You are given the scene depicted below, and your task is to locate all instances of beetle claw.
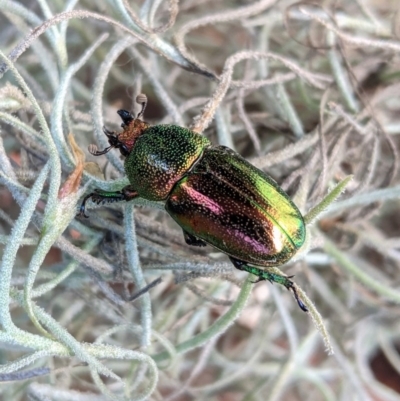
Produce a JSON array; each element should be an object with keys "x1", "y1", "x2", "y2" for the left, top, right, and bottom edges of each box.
[
  {"x1": 77, "y1": 206, "x2": 89, "y2": 218},
  {"x1": 102, "y1": 127, "x2": 115, "y2": 137},
  {"x1": 285, "y1": 281, "x2": 308, "y2": 312}
]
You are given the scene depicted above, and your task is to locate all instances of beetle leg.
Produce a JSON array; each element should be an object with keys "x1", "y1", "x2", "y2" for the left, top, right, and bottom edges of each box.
[
  {"x1": 229, "y1": 257, "x2": 308, "y2": 312},
  {"x1": 183, "y1": 231, "x2": 207, "y2": 247},
  {"x1": 78, "y1": 185, "x2": 138, "y2": 218},
  {"x1": 249, "y1": 276, "x2": 266, "y2": 284}
]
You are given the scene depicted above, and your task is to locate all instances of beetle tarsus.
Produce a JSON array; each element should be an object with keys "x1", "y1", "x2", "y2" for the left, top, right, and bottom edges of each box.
[
  {"x1": 78, "y1": 192, "x2": 97, "y2": 218},
  {"x1": 229, "y1": 257, "x2": 308, "y2": 312},
  {"x1": 77, "y1": 186, "x2": 138, "y2": 217},
  {"x1": 79, "y1": 206, "x2": 89, "y2": 218},
  {"x1": 127, "y1": 277, "x2": 162, "y2": 302},
  {"x1": 285, "y1": 281, "x2": 308, "y2": 312}
]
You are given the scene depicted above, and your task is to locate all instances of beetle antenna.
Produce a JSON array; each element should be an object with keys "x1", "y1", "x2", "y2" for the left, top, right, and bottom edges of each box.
[{"x1": 136, "y1": 93, "x2": 147, "y2": 119}]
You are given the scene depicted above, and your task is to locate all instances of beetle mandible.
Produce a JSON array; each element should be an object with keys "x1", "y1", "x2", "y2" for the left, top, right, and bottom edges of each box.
[{"x1": 79, "y1": 95, "x2": 307, "y2": 311}]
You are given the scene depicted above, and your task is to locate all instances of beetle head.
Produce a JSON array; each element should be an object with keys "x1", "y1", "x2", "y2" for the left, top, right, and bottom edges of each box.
[{"x1": 89, "y1": 94, "x2": 149, "y2": 157}]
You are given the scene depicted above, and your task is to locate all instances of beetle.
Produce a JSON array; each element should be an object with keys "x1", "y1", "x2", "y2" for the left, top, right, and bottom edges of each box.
[{"x1": 79, "y1": 95, "x2": 307, "y2": 312}]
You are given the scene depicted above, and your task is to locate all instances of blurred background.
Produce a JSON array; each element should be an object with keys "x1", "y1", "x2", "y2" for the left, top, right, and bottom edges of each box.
[{"x1": 1, "y1": 1, "x2": 400, "y2": 400}]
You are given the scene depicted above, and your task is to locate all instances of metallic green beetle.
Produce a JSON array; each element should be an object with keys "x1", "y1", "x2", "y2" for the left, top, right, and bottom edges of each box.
[{"x1": 79, "y1": 96, "x2": 307, "y2": 311}]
